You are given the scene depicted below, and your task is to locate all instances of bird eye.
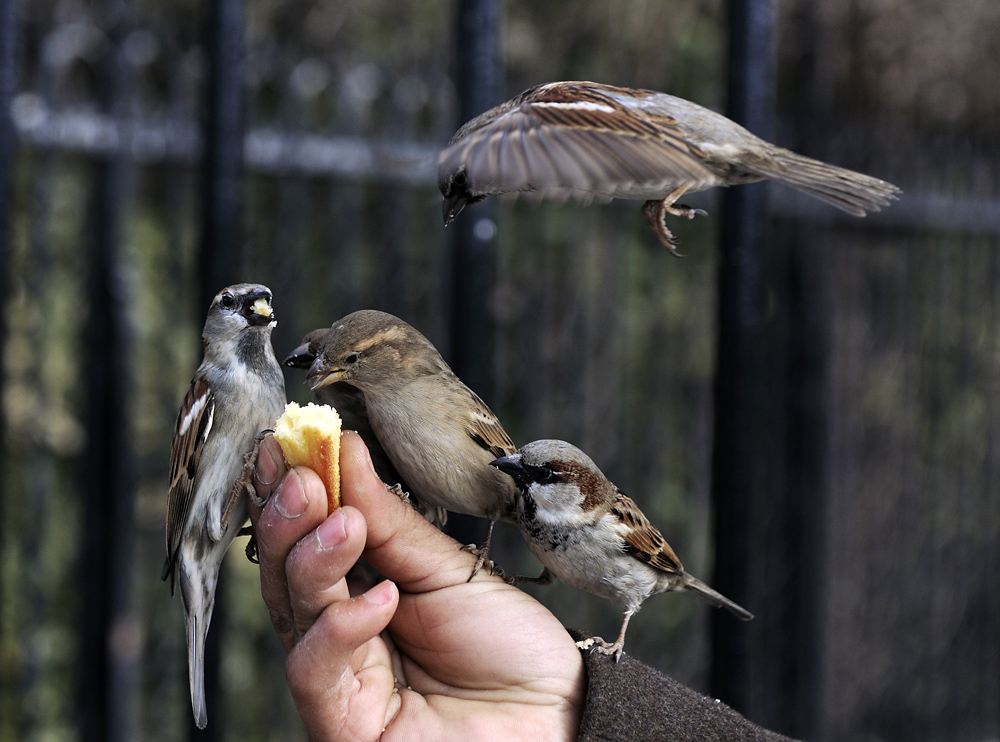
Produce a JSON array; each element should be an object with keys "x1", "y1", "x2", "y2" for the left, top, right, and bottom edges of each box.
[
  {"x1": 219, "y1": 293, "x2": 236, "y2": 309},
  {"x1": 344, "y1": 351, "x2": 361, "y2": 365},
  {"x1": 529, "y1": 464, "x2": 560, "y2": 484}
]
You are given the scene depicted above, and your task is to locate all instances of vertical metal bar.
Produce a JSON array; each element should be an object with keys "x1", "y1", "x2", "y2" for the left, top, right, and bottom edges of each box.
[
  {"x1": 199, "y1": 0, "x2": 246, "y2": 309},
  {"x1": 710, "y1": 0, "x2": 775, "y2": 717},
  {"x1": 446, "y1": 0, "x2": 500, "y2": 546},
  {"x1": 0, "y1": 0, "x2": 16, "y2": 733},
  {"x1": 79, "y1": 3, "x2": 135, "y2": 740},
  {"x1": 785, "y1": 238, "x2": 830, "y2": 739},
  {"x1": 449, "y1": 0, "x2": 499, "y2": 393},
  {"x1": 193, "y1": 0, "x2": 245, "y2": 736}
]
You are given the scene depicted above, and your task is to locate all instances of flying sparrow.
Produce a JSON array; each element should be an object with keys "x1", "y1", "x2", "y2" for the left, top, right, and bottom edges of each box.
[
  {"x1": 162, "y1": 283, "x2": 286, "y2": 728},
  {"x1": 438, "y1": 80, "x2": 901, "y2": 253},
  {"x1": 292, "y1": 309, "x2": 517, "y2": 575},
  {"x1": 492, "y1": 439, "x2": 752, "y2": 661},
  {"x1": 284, "y1": 330, "x2": 445, "y2": 527}
]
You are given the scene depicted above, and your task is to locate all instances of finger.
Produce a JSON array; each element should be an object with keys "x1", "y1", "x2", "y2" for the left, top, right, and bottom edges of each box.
[
  {"x1": 285, "y1": 580, "x2": 401, "y2": 741},
  {"x1": 253, "y1": 466, "x2": 330, "y2": 650},
  {"x1": 339, "y1": 432, "x2": 496, "y2": 592},
  {"x1": 250, "y1": 434, "x2": 286, "y2": 513},
  {"x1": 284, "y1": 505, "x2": 366, "y2": 637}
]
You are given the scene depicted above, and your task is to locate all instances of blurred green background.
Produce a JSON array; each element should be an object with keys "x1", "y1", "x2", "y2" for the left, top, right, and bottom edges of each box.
[{"x1": 1, "y1": 0, "x2": 998, "y2": 740}]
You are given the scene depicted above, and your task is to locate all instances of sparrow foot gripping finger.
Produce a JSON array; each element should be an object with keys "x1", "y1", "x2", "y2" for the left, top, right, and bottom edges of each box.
[
  {"x1": 238, "y1": 526, "x2": 259, "y2": 564},
  {"x1": 225, "y1": 430, "x2": 274, "y2": 516},
  {"x1": 462, "y1": 519, "x2": 497, "y2": 581},
  {"x1": 386, "y1": 482, "x2": 410, "y2": 503}
]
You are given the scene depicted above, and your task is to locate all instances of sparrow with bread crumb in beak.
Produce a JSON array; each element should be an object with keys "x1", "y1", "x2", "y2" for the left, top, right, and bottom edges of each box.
[
  {"x1": 162, "y1": 283, "x2": 286, "y2": 729},
  {"x1": 439, "y1": 81, "x2": 901, "y2": 253},
  {"x1": 293, "y1": 309, "x2": 517, "y2": 576},
  {"x1": 492, "y1": 439, "x2": 752, "y2": 661}
]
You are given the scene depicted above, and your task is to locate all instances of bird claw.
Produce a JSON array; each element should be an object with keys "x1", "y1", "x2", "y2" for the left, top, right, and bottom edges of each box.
[
  {"x1": 461, "y1": 519, "x2": 498, "y2": 582},
  {"x1": 387, "y1": 482, "x2": 408, "y2": 499},
  {"x1": 239, "y1": 526, "x2": 260, "y2": 563},
  {"x1": 585, "y1": 636, "x2": 625, "y2": 662},
  {"x1": 459, "y1": 543, "x2": 504, "y2": 582},
  {"x1": 642, "y1": 191, "x2": 708, "y2": 257},
  {"x1": 238, "y1": 430, "x2": 276, "y2": 511}
]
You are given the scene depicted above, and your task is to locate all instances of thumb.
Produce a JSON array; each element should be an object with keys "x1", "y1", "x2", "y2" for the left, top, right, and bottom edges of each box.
[{"x1": 338, "y1": 432, "x2": 492, "y2": 592}]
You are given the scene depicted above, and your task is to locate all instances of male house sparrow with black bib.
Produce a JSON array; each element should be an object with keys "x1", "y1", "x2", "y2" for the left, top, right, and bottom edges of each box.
[
  {"x1": 291, "y1": 310, "x2": 516, "y2": 575},
  {"x1": 439, "y1": 81, "x2": 901, "y2": 252},
  {"x1": 162, "y1": 283, "x2": 285, "y2": 728},
  {"x1": 492, "y1": 439, "x2": 752, "y2": 661}
]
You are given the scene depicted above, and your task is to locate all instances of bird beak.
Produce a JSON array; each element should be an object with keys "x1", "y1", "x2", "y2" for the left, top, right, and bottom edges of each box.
[
  {"x1": 490, "y1": 453, "x2": 525, "y2": 481},
  {"x1": 305, "y1": 355, "x2": 343, "y2": 391},
  {"x1": 243, "y1": 290, "x2": 274, "y2": 327},
  {"x1": 442, "y1": 193, "x2": 466, "y2": 225},
  {"x1": 283, "y1": 342, "x2": 315, "y2": 369}
]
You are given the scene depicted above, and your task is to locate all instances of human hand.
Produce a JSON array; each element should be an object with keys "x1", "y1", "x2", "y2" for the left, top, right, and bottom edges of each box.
[{"x1": 249, "y1": 431, "x2": 585, "y2": 741}]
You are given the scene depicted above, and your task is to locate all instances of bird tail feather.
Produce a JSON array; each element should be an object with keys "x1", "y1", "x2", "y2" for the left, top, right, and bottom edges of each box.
[
  {"x1": 179, "y1": 564, "x2": 215, "y2": 730},
  {"x1": 744, "y1": 149, "x2": 901, "y2": 216},
  {"x1": 684, "y1": 576, "x2": 754, "y2": 621}
]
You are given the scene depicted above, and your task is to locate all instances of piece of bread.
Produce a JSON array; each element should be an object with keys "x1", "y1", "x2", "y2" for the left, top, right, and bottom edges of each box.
[{"x1": 273, "y1": 402, "x2": 343, "y2": 514}]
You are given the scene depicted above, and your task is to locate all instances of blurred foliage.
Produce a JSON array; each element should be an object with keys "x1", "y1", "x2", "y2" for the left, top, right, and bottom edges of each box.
[{"x1": 2, "y1": 0, "x2": 999, "y2": 741}]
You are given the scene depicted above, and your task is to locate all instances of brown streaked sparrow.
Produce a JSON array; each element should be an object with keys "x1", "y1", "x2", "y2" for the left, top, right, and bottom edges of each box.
[
  {"x1": 284, "y1": 331, "x2": 446, "y2": 528},
  {"x1": 492, "y1": 439, "x2": 752, "y2": 661},
  {"x1": 162, "y1": 283, "x2": 286, "y2": 729},
  {"x1": 291, "y1": 309, "x2": 517, "y2": 576},
  {"x1": 438, "y1": 81, "x2": 901, "y2": 253}
]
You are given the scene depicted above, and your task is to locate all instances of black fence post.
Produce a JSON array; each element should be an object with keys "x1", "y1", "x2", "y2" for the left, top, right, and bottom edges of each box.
[
  {"x1": 446, "y1": 0, "x2": 500, "y2": 547},
  {"x1": 192, "y1": 0, "x2": 245, "y2": 737},
  {"x1": 200, "y1": 0, "x2": 246, "y2": 306},
  {"x1": 79, "y1": 3, "x2": 136, "y2": 740},
  {"x1": 712, "y1": 0, "x2": 829, "y2": 736},
  {"x1": 710, "y1": 0, "x2": 775, "y2": 718}
]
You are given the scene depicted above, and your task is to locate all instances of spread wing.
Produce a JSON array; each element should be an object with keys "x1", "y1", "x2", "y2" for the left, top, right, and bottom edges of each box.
[
  {"x1": 611, "y1": 490, "x2": 684, "y2": 575},
  {"x1": 162, "y1": 377, "x2": 215, "y2": 590},
  {"x1": 438, "y1": 81, "x2": 718, "y2": 201}
]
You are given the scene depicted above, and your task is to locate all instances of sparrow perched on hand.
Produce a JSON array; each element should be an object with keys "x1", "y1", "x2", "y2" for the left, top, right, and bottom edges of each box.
[
  {"x1": 162, "y1": 283, "x2": 286, "y2": 729},
  {"x1": 290, "y1": 310, "x2": 517, "y2": 574},
  {"x1": 492, "y1": 439, "x2": 752, "y2": 661},
  {"x1": 438, "y1": 81, "x2": 901, "y2": 253}
]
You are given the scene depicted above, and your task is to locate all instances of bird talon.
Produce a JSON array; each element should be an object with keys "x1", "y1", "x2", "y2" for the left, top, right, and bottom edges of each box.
[
  {"x1": 237, "y1": 526, "x2": 260, "y2": 563},
  {"x1": 245, "y1": 536, "x2": 259, "y2": 564},
  {"x1": 387, "y1": 482, "x2": 410, "y2": 503}
]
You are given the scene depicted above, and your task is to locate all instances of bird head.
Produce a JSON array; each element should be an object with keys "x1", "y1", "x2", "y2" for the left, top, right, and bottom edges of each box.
[{"x1": 202, "y1": 284, "x2": 275, "y2": 344}]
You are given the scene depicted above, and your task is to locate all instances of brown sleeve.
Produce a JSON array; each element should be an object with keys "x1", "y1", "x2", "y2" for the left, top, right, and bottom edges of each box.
[{"x1": 569, "y1": 629, "x2": 799, "y2": 742}]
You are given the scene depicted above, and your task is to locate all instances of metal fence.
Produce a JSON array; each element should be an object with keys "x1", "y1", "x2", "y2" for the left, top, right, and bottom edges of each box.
[{"x1": 1, "y1": 0, "x2": 998, "y2": 741}]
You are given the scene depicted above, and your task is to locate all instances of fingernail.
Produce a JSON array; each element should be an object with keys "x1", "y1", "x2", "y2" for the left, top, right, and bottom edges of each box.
[
  {"x1": 316, "y1": 509, "x2": 347, "y2": 551},
  {"x1": 363, "y1": 580, "x2": 395, "y2": 606},
  {"x1": 256, "y1": 441, "x2": 278, "y2": 486},
  {"x1": 274, "y1": 471, "x2": 307, "y2": 519}
]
